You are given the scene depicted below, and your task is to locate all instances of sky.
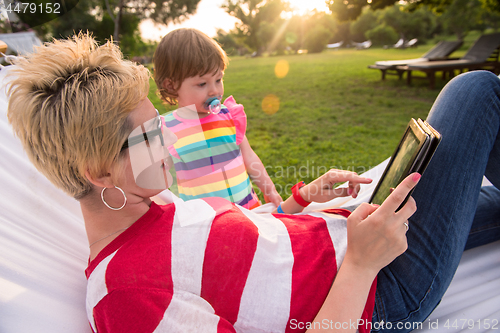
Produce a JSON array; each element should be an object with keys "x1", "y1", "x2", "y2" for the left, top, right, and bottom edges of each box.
[{"x1": 139, "y1": 0, "x2": 330, "y2": 41}]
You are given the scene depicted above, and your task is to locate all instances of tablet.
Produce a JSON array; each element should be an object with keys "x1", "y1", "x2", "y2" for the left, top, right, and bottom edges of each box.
[{"x1": 369, "y1": 118, "x2": 441, "y2": 209}]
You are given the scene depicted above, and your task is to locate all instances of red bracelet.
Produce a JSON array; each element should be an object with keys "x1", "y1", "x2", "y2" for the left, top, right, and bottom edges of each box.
[{"x1": 292, "y1": 181, "x2": 310, "y2": 207}]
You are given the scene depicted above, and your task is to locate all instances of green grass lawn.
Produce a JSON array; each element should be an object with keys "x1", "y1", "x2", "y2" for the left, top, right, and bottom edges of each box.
[{"x1": 148, "y1": 38, "x2": 478, "y2": 200}]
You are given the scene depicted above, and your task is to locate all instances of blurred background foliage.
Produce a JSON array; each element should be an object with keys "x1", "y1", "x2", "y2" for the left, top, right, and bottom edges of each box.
[
  {"x1": 2, "y1": 0, "x2": 500, "y2": 200},
  {"x1": 3, "y1": 0, "x2": 500, "y2": 59}
]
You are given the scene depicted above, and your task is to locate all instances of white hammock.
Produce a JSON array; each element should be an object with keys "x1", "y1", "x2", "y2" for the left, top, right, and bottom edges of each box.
[{"x1": 1, "y1": 66, "x2": 498, "y2": 333}]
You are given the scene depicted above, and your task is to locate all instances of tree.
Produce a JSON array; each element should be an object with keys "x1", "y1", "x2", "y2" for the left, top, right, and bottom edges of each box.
[
  {"x1": 327, "y1": 0, "x2": 500, "y2": 21},
  {"x1": 103, "y1": 0, "x2": 201, "y2": 43},
  {"x1": 305, "y1": 11, "x2": 337, "y2": 41},
  {"x1": 277, "y1": 11, "x2": 337, "y2": 53},
  {"x1": 366, "y1": 24, "x2": 398, "y2": 46},
  {"x1": 222, "y1": 0, "x2": 289, "y2": 54},
  {"x1": 327, "y1": 0, "x2": 406, "y2": 22},
  {"x1": 438, "y1": 0, "x2": 484, "y2": 40},
  {"x1": 282, "y1": 14, "x2": 305, "y2": 52},
  {"x1": 350, "y1": 7, "x2": 379, "y2": 42},
  {"x1": 257, "y1": 20, "x2": 277, "y2": 51},
  {"x1": 480, "y1": 7, "x2": 500, "y2": 31},
  {"x1": 377, "y1": 5, "x2": 436, "y2": 42},
  {"x1": 9, "y1": 0, "x2": 81, "y2": 37},
  {"x1": 481, "y1": 0, "x2": 500, "y2": 12},
  {"x1": 47, "y1": 0, "x2": 104, "y2": 39},
  {"x1": 11, "y1": 0, "x2": 159, "y2": 57},
  {"x1": 215, "y1": 28, "x2": 249, "y2": 55},
  {"x1": 405, "y1": 0, "x2": 499, "y2": 13},
  {"x1": 333, "y1": 21, "x2": 351, "y2": 45},
  {"x1": 12, "y1": 0, "x2": 201, "y2": 51},
  {"x1": 305, "y1": 25, "x2": 331, "y2": 53}
]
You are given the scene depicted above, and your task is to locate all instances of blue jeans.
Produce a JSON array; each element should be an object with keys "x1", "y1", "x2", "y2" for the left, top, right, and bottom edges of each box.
[{"x1": 371, "y1": 71, "x2": 500, "y2": 332}]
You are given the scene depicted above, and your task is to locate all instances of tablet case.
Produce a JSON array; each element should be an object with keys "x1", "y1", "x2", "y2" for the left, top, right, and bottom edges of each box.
[{"x1": 369, "y1": 118, "x2": 441, "y2": 208}]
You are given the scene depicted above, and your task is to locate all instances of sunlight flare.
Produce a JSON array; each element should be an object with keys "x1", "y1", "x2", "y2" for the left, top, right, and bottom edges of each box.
[
  {"x1": 286, "y1": 0, "x2": 329, "y2": 14},
  {"x1": 275, "y1": 60, "x2": 290, "y2": 78},
  {"x1": 262, "y1": 94, "x2": 280, "y2": 115}
]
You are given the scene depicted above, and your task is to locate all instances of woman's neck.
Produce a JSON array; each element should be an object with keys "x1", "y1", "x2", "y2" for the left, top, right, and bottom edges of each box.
[{"x1": 80, "y1": 193, "x2": 152, "y2": 261}]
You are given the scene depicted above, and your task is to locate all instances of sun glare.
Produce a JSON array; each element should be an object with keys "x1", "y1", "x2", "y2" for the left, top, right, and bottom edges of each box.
[{"x1": 287, "y1": 0, "x2": 329, "y2": 14}]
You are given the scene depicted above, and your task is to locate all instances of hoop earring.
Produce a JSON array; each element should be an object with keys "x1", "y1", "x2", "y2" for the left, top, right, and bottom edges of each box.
[{"x1": 101, "y1": 186, "x2": 127, "y2": 211}]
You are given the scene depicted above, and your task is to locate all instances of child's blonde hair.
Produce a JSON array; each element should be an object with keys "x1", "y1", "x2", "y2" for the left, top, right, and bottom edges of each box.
[
  {"x1": 7, "y1": 32, "x2": 150, "y2": 199},
  {"x1": 153, "y1": 28, "x2": 228, "y2": 105}
]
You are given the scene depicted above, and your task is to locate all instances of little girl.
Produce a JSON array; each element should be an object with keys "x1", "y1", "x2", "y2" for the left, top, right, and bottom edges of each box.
[{"x1": 153, "y1": 28, "x2": 282, "y2": 209}]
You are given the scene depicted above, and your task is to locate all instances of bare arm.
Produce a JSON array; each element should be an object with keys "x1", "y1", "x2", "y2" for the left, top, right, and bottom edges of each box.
[
  {"x1": 306, "y1": 173, "x2": 420, "y2": 332},
  {"x1": 274, "y1": 169, "x2": 373, "y2": 214},
  {"x1": 240, "y1": 136, "x2": 283, "y2": 206},
  {"x1": 308, "y1": 258, "x2": 377, "y2": 332}
]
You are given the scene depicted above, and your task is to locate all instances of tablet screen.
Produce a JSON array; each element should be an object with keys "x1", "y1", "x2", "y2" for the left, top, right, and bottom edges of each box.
[{"x1": 370, "y1": 130, "x2": 421, "y2": 205}]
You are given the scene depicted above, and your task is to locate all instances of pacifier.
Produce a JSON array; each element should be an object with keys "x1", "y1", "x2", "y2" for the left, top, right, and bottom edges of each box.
[{"x1": 203, "y1": 96, "x2": 222, "y2": 114}]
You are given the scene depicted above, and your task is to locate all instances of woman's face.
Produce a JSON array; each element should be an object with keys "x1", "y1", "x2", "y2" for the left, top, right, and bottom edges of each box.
[{"x1": 119, "y1": 98, "x2": 177, "y2": 198}]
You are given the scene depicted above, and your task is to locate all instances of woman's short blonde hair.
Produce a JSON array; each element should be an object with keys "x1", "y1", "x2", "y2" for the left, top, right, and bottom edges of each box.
[
  {"x1": 7, "y1": 32, "x2": 150, "y2": 199},
  {"x1": 153, "y1": 28, "x2": 228, "y2": 105}
]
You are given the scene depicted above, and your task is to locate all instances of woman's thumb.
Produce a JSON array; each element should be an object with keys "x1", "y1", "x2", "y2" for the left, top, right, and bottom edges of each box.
[{"x1": 347, "y1": 202, "x2": 379, "y2": 224}]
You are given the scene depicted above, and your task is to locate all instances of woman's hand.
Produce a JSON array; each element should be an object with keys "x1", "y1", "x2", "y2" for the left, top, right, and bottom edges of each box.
[
  {"x1": 344, "y1": 173, "x2": 420, "y2": 276},
  {"x1": 300, "y1": 169, "x2": 373, "y2": 203}
]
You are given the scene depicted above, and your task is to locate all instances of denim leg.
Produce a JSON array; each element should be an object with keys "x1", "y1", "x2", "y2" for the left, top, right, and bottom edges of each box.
[
  {"x1": 464, "y1": 186, "x2": 500, "y2": 250},
  {"x1": 371, "y1": 71, "x2": 500, "y2": 332}
]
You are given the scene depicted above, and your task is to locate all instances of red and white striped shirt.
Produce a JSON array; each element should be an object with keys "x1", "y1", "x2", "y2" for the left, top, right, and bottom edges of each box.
[{"x1": 85, "y1": 198, "x2": 376, "y2": 333}]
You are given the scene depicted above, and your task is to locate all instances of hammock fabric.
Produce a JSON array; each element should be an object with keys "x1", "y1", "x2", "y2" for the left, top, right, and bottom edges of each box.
[{"x1": 1, "y1": 67, "x2": 499, "y2": 333}]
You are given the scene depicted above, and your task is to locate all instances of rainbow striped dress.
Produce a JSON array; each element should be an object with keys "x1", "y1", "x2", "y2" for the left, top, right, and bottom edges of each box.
[{"x1": 164, "y1": 96, "x2": 261, "y2": 209}]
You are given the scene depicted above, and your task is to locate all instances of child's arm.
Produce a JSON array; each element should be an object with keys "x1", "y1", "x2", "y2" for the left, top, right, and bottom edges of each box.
[{"x1": 239, "y1": 136, "x2": 283, "y2": 207}]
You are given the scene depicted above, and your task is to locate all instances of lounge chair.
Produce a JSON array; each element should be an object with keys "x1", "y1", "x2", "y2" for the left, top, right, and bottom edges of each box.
[
  {"x1": 326, "y1": 41, "x2": 343, "y2": 49},
  {"x1": 352, "y1": 40, "x2": 372, "y2": 50},
  {"x1": 393, "y1": 38, "x2": 405, "y2": 49},
  {"x1": 1, "y1": 66, "x2": 499, "y2": 332},
  {"x1": 368, "y1": 40, "x2": 463, "y2": 80},
  {"x1": 399, "y1": 33, "x2": 500, "y2": 89},
  {"x1": 405, "y1": 38, "x2": 418, "y2": 48}
]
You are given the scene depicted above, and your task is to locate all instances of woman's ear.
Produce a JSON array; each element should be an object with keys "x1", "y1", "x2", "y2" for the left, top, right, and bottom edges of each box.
[{"x1": 85, "y1": 170, "x2": 114, "y2": 189}]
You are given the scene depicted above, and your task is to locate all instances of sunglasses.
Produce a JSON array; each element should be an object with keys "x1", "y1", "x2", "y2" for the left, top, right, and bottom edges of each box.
[{"x1": 121, "y1": 109, "x2": 165, "y2": 151}]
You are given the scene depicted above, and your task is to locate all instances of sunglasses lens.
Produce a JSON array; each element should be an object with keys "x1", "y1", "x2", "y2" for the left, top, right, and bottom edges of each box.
[{"x1": 127, "y1": 115, "x2": 174, "y2": 190}]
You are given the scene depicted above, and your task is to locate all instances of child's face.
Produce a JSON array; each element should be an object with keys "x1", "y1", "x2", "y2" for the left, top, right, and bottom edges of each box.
[{"x1": 176, "y1": 69, "x2": 224, "y2": 113}]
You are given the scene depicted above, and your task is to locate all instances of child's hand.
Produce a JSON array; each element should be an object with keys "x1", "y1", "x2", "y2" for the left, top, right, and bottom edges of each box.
[
  {"x1": 300, "y1": 169, "x2": 372, "y2": 203},
  {"x1": 264, "y1": 189, "x2": 283, "y2": 207}
]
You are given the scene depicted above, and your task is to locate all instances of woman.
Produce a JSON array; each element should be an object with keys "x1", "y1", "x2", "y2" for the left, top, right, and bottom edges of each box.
[{"x1": 7, "y1": 33, "x2": 500, "y2": 333}]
